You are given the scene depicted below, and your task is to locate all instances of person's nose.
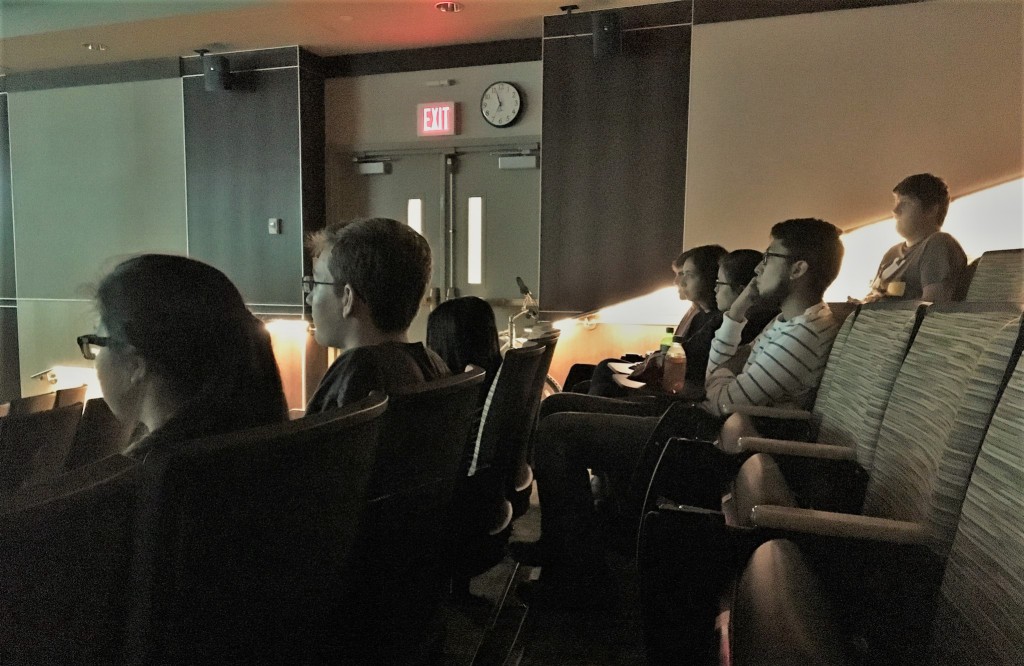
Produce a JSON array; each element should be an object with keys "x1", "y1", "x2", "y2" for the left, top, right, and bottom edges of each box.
[{"x1": 305, "y1": 291, "x2": 313, "y2": 306}]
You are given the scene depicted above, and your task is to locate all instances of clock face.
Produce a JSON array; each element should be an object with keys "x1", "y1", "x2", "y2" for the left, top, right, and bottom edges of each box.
[{"x1": 480, "y1": 82, "x2": 522, "y2": 128}]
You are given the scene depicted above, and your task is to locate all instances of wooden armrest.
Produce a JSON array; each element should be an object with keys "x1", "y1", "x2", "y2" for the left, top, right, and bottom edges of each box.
[
  {"x1": 750, "y1": 505, "x2": 929, "y2": 545},
  {"x1": 720, "y1": 404, "x2": 813, "y2": 420},
  {"x1": 737, "y1": 437, "x2": 856, "y2": 461}
]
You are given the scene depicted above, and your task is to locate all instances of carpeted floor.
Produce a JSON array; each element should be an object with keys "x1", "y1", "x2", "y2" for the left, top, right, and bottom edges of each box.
[{"x1": 440, "y1": 489, "x2": 648, "y2": 665}]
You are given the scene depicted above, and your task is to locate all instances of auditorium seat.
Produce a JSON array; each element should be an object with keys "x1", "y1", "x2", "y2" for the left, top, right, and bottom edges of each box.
[
  {"x1": 0, "y1": 454, "x2": 139, "y2": 664},
  {"x1": 54, "y1": 384, "x2": 88, "y2": 408},
  {"x1": 7, "y1": 391, "x2": 56, "y2": 416},
  {"x1": 65, "y1": 398, "x2": 136, "y2": 470},
  {"x1": 0, "y1": 402, "x2": 84, "y2": 494},
  {"x1": 123, "y1": 393, "x2": 388, "y2": 664},
  {"x1": 512, "y1": 329, "x2": 560, "y2": 518},
  {"x1": 638, "y1": 304, "x2": 1023, "y2": 663},
  {"x1": 450, "y1": 345, "x2": 545, "y2": 590},
  {"x1": 352, "y1": 367, "x2": 486, "y2": 665},
  {"x1": 963, "y1": 247, "x2": 1024, "y2": 303},
  {"x1": 728, "y1": 348, "x2": 1024, "y2": 665}
]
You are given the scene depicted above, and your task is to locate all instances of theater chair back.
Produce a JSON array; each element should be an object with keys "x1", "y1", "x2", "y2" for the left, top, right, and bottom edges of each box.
[
  {"x1": 355, "y1": 366, "x2": 486, "y2": 665},
  {"x1": 862, "y1": 306, "x2": 1023, "y2": 542},
  {"x1": 929, "y1": 351, "x2": 1024, "y2": 664},
  {"x1": 0, "y1": 402, "x2": 84, "y2": 494},
  {"x1": 811, "y1": 301, "x2": 925, "y2": 472},
  {"x1": 0, "y1": 455, "x2": 139, "y2": 664},
  {"x1": 123, "y1": 394, "x2": 388, "y2": 665},
  {"x1": 963, "y1": 248, "x2": 1024, "y2": 303}
]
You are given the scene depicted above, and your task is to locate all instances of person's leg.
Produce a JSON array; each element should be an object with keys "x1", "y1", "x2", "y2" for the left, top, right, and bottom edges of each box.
[
  {"x1": 587, "y1": 358, "x2": 630, "y2": 398},
  {"x1": 529, "y1": 412, "x2": 659, "y2": 587},
  {"x1": 539, "y1": 391, "x2": 666, "y2": 421}
]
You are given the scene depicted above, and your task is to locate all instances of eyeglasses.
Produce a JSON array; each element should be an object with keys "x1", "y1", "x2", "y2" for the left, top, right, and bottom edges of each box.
[
  {"x1": 715, "y1": 281, "x2": 741, "y2": 289},
  {"x1": 302, "y1": 275, "x2": 335, "y2": 295},
  {"x1": 761, "y1": 251, "x2": 794, "y2": 266},
  {"x1": 77, "y1": 334, "x2": 110, "y2": 360}
]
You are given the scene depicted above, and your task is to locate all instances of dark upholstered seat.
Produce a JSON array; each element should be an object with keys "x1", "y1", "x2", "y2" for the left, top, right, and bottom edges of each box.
[
  {"x1": 7, "y1": 391, "x2": 56, "y2": 416},
  {"x1": 65, "y1": 398, "x2": 136, "y2": 470},
  {"x1": 351, "y1": 367, "x2": 486, "y2": 665},
  {"x1": 123, "y1": 393, "x2": 388, "y2": 664},
  {"x1": 54, "y1": 384, "x2": 88, "y2": 408},
  {"x1": 0, "y1": 402, "x2": 84, "y2": 494},
  {"x1": 0, "y1": 454, "x2": 140, "y2": 664}
]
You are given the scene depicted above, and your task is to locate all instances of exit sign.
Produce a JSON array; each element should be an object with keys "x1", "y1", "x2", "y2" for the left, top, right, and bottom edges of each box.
[{"x1": 417, "y1": 102, "x2": 458, "y2": 137}]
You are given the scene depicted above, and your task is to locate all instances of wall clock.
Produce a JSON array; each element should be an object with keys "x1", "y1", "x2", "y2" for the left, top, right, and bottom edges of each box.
[{"x1": 480, "y1": 81, "x2": 523, "y2": 128}]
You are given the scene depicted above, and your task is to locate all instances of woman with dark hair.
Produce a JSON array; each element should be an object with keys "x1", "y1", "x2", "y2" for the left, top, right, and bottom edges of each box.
[
  {"x1": 585, "y1": 244, "x2": 727, "y2": 397},
  {"x1": 79, "y1": 254, "x2": 288, "y2": 458},
  {"x1": 716, "y1": 249, "x2": 779, "y2": 344},
  {"x1": 426, "y1": 296, "x2": 502, "y2": 402}
]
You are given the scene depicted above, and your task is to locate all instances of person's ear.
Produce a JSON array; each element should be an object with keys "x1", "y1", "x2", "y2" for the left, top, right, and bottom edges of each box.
[
  {"x1": 125, "y1": 347, "x2": 147, "y2": 386},
  {"x1": 340, "y1": 283, "x2": 356, "y2": 318},
  {"x1": 789, "y1": 259, "x2": 810, "y2": 281}
]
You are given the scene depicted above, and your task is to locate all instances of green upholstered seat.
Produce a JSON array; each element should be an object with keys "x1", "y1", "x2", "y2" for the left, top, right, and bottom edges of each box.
[{"x1": 964, "y1": 248, "x2": 1024, "y2": 303}]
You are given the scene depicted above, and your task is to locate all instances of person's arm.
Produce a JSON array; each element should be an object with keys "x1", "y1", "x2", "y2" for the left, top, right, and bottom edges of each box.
[
  {"x1": 704, "y1": 315, "x2": 833, "y2": 417},
  {"x1": 919, "y1": 234, "x2": 968, "y2": 303},
  {"x1": 921, "y1": 281, "x2": 955, "y2": 303}
]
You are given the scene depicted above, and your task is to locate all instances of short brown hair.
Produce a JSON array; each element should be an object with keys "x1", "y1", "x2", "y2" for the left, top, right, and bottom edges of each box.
[
  {"x1": 306, "y1": 218, "x2": 431, "y2": 333},
  {"x1": 893, "y1": 173, "x2": 950, "y2": 226}
]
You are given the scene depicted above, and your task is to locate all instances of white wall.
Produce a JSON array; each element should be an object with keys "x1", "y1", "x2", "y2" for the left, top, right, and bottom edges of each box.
[{"x1": 684, "y1": 0, "x2": 1024, "y2": 251}]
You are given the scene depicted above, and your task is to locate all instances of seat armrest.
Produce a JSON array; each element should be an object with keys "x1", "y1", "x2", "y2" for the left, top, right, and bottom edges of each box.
[
  {"x1": 750, "y1": 505, "x2": 929, "y2": 545},
  {"x1": 720, "y1": 404, "x2": 814, "y2": 420},
  {"x1": 738, "y1": 437, "x2": 856, "y2": 461}
]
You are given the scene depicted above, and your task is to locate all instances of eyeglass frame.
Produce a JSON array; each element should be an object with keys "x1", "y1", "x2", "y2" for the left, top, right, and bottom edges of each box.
[
  {"x1": 761, "y1": 250, "x2": 795, "y2": 266},
  {"x1": 714, "y1": 280, "x2": 742, "y2": 289},
  {"x1": 302, "y1": 275, "x2": 335, "y2": 295},
  {"x1": 77, "y1": 334, "x2": 111, "y2": 360}
]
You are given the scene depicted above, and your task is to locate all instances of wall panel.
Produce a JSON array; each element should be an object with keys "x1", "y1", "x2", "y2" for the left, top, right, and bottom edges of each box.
[
  {"x1": 184, "y1": 68, "x2": 303, "y2": 310},
  {"x1": 684, "y1": 0, "x2": 1024, "y2": 250},
  {"x1": 540, "y1": 9, "x2": 690, "y2": 314},
  {"x1": 8, "y1": 79, "x2": 188, "y2": 297},
  {"x1": 0, "y1": 94, "x2": 18, "y2": 402}
]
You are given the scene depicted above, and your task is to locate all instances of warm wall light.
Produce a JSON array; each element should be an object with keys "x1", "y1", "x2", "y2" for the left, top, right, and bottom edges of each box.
[
  {"x1": 468, "y1": 196, "x2": 483, "y2": 284},
  {"x1": 407, "y1": 199, "x2": 423, "y2": 235},
  {"x1": 826, "y1": 177, "x2": 1024, "y2": 302},
  {"x1": 435, "y1": 2, "x2": 463, "y2": 12},
  {"x1": 41, "y1": 366, "x2": 102, "y2": 400}
]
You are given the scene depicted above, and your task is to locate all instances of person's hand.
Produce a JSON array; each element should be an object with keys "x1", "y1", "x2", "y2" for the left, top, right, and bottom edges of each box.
[
  {"x1": 728, "y1": 278, "x2": 760, "y2": 322},
  {"x1": 861, "y1": 290, "x2": 884, "y2": 304}
]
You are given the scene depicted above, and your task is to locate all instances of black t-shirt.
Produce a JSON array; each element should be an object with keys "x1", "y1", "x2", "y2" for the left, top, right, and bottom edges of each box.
[{"x1": 305, "y1": 341, "x2": 451, "y2": 413}]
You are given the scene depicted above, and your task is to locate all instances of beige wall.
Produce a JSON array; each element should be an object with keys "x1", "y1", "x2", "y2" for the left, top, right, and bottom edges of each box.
[
  {"x1": 684, "y1": 0, "x2": 1024, "y2": 251},
  {"x1": 325, "y1": 61, "x2": 542, "y2": 151}
]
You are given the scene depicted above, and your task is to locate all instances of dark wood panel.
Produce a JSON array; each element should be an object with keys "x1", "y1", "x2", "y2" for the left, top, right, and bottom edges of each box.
[
  {"x1": 322, "y1": 39, "x2": 541, "y2": 78},
  {"x1": 0, "y1": 58, "x2": 180, "y2": 93},
  {"x1": 541, "y1": 25, "x2": 689, "y2": 314},
  {"x1": 184, "y1": 68, "x2": 304, "y2": 308},
  {"x1": 694, "y1": 0, "x2": 928, "y2": 24},
  {"x1": 299, "y1": 49, "x2": 326, "y2": 311},
  {"x1": 0, "y1": 307, "x2": 20, "y2": 403},
  {"x1": 544, "y1": 2, "x2": 692, "y2": 37}
]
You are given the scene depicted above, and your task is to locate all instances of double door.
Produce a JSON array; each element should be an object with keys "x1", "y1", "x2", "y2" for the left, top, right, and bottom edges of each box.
[{"x1": 338, "y1": 145, "x2": 541, "y2": 341}]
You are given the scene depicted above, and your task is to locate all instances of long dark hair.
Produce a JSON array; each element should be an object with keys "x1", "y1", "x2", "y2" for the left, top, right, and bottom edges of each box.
[
  {"x1": 427, "y1": 296, "x2": 502, "y2": 390},
  {"x1": 96, "y1": 254, "x2": 288, "y2": 447}
]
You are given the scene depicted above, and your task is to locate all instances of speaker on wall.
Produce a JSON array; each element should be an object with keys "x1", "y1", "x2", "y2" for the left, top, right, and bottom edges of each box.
[
  {"x1": 203, "y1": 54, "x2": 232, "y2": 92},
  {"x1": 592, "y1": 11, "x2": 621, "y2": 59}
]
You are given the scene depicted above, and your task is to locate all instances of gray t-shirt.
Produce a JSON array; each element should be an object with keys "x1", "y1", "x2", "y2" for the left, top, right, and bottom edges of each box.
[{"x1": 871, "y1": 231, "x2": 967, "y2": 300}]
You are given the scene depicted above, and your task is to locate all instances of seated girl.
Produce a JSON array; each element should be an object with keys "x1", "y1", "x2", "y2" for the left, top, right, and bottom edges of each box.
[
  {"x1": 80, "y1": 254, "x2": 288, "y2": 458},
  {"x1": 426, "y1": 296, "x2": 503, "y2": 405}
]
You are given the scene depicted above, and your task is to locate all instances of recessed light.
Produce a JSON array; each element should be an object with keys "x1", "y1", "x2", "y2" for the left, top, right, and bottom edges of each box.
[
  {"x1": 435, "y1": 2, "x2": 463, "y2": 12},
  {"x1": 82, "y1": 43, "x2": 108, "y2": 51}
]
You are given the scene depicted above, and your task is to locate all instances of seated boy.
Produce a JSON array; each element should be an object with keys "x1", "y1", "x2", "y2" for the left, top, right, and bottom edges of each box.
[{"x1": 304, "y1": 217, "x2": 450, "y2": 412}]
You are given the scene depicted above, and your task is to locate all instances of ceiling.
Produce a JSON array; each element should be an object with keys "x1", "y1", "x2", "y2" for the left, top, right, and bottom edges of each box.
[{"x1": 0, "y1": 0, "x2": 670, "y2": 74}]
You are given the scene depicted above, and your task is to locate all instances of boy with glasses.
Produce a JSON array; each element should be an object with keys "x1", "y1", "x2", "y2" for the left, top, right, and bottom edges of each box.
[{"x1": 302, "y1": 217, "x2": 449, "y2": 413}]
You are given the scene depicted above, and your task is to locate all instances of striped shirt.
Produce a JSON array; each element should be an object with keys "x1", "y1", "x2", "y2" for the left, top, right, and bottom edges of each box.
[{"x1": 702, "y1": 302, "x2": 838, "y2": 417}]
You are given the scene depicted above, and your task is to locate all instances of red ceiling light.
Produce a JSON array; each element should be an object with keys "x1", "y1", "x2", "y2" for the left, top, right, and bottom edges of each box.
[{"x1": 435, "y1": 2, "x2": 463, "y2": 12}]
